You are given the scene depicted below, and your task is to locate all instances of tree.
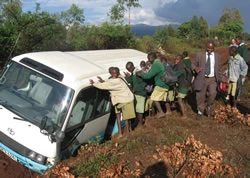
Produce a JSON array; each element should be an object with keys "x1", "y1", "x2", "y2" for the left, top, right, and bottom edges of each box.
[
  {"x1": 218, "y1": 7, "x2": 244, "y2": 39},
  {"x1": 241, "y1": 32, "x2": 250, "y2": 41},
  {"x1": 218, "y1": 7, "x2": 244, "y2": 26},
  {"x1": 153, "y1": 27, "x2": 168, "y2": 47},
  {"x1": 167, "y1": 24, "x2": 176, "y2": 37},
  {"x1": 0, "y1": 0, "x2": 22, "y2": 64},
  {"x1": 99, "y1": 22, "x2": 135, "y2": 49},
  {"x1": 177, "y1": 21, "x2": 192, "y2": 39},
  {"x1": 108, "y1": 3, "x2": 125, "y2": 24},
  {"x1": 135, "y1": 35, "x2": 155, "y2": 53},
  {"x1": 190, "y1": 15, "x2": 200, "y2": 39},
  {"x1": 17, "y1": 11, "x2": 67, "y2": 52},
  {"x1": 109, "y1": 0, "x2": 141, "y2": 25},
  {"x1": 0, "y1": 0, "x2": 68, "y2": 64},
  {"x1": 66, "y1": 24, "x2": 91, "y2": 50},
  {"x1": 60, "y1": 4, "x2": 85, "y2": 27},
  {"x1": 199, "y1": 16, "x2": 209, "y2": 38},
  {"x1": 124, "y1": 0, "x2": 141, "y2": 25},
  {"x1": 84, "y1": 25, "x2": 104, "y2": 49}
]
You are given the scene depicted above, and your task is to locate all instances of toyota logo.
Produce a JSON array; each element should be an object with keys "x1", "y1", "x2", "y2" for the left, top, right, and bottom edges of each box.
[{"x1": 7, "y1": 128, "x2": 15, "y2": 135}]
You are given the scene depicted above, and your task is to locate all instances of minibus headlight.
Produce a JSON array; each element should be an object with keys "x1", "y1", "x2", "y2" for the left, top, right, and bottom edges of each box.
[
  {"x1": 36, "y1": 154, "x2": 46, "y2": 164},
  {"x1": 28, "y1": 151, "x2": 36, "y2": 159},
  {"x1": 27, "y1": 151, "x2": 46, "y2": 164}
]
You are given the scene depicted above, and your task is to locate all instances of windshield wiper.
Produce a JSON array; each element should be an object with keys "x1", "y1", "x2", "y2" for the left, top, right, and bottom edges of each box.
[{"x1": 13, "y1": 116, "x2": 24, "y2": 121}]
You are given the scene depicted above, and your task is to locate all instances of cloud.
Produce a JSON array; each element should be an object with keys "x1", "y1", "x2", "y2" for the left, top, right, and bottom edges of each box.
[
  {"x1": 128, "y1": 8, "x2": 178, "y2": 26},
  {"x1": 22, "y1": 0, "x2": 116, "y2": 13},
  {"x1": 22, "y1": 0, "x2": 117, "y2": 24},
  {"x1": 125, "y1": 0, "x2": 180, "y2": 26},
  {"x1": 154, "y1": 0, "x2": 250, "y2": 32}
]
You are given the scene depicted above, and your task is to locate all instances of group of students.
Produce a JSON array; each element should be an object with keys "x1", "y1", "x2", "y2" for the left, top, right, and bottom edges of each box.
[
  {"x1": 90, "y1": 50, "x2": 193, "y2": 137},
  {"x1": 89, "y1": 37, "x2": 249, "y2": 137}
]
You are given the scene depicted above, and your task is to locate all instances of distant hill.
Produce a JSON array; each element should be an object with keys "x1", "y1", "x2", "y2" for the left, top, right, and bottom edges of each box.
[{"x1": 130, "y1": 24, "x2": 178, "y2": 37}]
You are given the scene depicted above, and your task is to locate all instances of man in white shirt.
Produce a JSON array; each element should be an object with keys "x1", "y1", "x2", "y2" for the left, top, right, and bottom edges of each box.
[{"x1": 192, "y1": 41, "x2": 223, "y2": 119}]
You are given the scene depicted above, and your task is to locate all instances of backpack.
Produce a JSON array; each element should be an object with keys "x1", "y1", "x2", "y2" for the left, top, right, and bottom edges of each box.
[
  {"x1": 160, "y1": 64, "x2": 178, "y2": 87},
  {"x1": 184, "y1": 63, "x2": 193, "y2": 85}
]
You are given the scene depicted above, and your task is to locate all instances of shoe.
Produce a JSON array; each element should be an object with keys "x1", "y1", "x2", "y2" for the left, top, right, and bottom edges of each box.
[
  {"x1": 225, "y1": 95, "x2": 229, "y2": 101},
  {"x1": 196, "y1": 113, "x2": 202, "y2": 120}
]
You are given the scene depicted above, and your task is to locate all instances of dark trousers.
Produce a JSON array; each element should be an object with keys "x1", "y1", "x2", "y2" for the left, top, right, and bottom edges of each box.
[
  {"x1": 236, "y1": 76, "x2": 243, "y2": 98},
  {"x1": 196, "y1": 77, "x2": 217, "y2": 114}
]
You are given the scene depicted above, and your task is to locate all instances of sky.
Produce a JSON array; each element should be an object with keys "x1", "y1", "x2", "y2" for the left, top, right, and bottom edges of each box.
[{"x1": 22, "y1": 0, "x2": 250, "y2": 33}]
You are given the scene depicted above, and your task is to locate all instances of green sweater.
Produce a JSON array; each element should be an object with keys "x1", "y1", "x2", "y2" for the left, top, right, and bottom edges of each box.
[
  {"x1": 142, "y1": 59, "x2": 169, "y2": 89},
  {"x1": 126, "y1": 70, "x2": 147, "y2": 97},
  {"x1": 238, "y1": 43, "x2": 249, "y2": 63},
  {"x1": 183, "y1": 57, "x2": 192, "y2": 68}
]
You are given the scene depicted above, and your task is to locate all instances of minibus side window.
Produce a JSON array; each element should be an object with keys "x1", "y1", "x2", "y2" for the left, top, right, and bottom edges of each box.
[
  {"x1": 67, "y1": 87, "x2": 111, "y2": 128},
  {"x1": 94, "y1": 89, "x2": 111, "y2": 118},
  {"x1": 67, "y1": 87, "x2": 94, "y2": 128}
]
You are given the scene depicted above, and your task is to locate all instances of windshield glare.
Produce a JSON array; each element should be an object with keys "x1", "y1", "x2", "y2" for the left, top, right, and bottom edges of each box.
[{"x1": 0, "y1": 62, "x2": 73, "y2": 132}]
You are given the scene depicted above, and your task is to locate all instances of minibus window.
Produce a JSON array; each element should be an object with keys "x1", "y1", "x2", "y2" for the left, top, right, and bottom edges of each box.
[
  {"x1": 94, "y1": 89, "x2": 111, "y2": 117},
  {"x1": 67, "y1": 87, "x2": 111, "y2": 128}
]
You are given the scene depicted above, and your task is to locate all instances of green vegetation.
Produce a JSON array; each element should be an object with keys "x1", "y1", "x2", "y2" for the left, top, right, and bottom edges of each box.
[{"x1": 72, "y1": 144, "x2": 120, "y2": 177}]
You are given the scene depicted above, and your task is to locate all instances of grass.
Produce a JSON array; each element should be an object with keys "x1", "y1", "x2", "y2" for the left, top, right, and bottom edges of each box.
[{"x1": 71, "y1": 142, "x2": 120, "y2": 177}]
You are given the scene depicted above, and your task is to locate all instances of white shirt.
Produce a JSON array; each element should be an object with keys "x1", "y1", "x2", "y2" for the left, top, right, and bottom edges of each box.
[{"x1": 206, "y1": 52, "x2": 215, "y2": 77}]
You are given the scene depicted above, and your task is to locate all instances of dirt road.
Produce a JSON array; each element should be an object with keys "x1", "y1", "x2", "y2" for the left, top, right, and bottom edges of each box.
[{"x1": 0, "y1": 150, "x2": 36, "y2": 178}]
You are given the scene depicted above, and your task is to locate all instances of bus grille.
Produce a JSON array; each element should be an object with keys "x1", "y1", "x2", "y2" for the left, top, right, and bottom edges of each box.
[{"x1": 0, "y1": 131, "x2": 28, "y2": 156}]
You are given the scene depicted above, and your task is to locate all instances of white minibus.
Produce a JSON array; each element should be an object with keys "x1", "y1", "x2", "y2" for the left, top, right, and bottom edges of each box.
[{"x1": 0, "y1": 49, "x2": 147, "y2": 174}]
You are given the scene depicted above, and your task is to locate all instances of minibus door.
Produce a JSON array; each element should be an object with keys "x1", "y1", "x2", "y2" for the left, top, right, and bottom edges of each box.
[{"x1": 60, "y1": 87, "x2": 111, "y2": 156}]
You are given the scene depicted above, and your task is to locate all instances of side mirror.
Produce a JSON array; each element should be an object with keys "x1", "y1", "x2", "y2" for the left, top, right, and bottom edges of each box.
[
  {"x1": 39, "y1": 116, "x2": 48, "y2": 130},
  {"x1": 55, "y1": 130, "x2": 65, "y2": 142},
  {"x1": 48, "y1": 130, "x2": 65, "y2": 143}
]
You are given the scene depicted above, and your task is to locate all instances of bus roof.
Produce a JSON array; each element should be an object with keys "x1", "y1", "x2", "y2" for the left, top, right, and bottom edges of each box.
[{"x1": 12, "y1": 49, "x2": 147, "y2": 86}]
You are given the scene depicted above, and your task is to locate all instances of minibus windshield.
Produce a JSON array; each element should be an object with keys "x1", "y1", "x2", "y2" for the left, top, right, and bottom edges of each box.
[{"x1": 0, "y1": 61, "x2": 73, "y2": 132}]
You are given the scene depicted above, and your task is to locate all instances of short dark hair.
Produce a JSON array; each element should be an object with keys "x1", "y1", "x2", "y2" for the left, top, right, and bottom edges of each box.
[
  {"x1": 236, "y1": 36, "x2": 242, "y2": 40},
  {"x1": 108, "y1": 66, "x2": 114, "y2": 73},
  {"x1": 207, "y1": 40, "x2": 215, "y2": 47},
  {"x1": 112, "y1": 67, "x2": 120, "y2": 73},
  {"x1": 182, "y1": 51, "x2": 188, "y2": 57},
  {"x1": 229, "y1": 46, "x2": 238, "y2": 56},
  {"x1": 176, "y1": 54, "x2": 183, "y2": 60},
  {"x1": 140, "y1": 60, "x2": 146, "y2": 66},
  {"x1": 147, "y1": 52, "x2": 157, "y2": 60},
  {"x1": 126, "y1": 61, "x2": 134, "y2": 69},
  {"x1": 158, "y1": 55, "x2": 167, "y2": 62}
]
